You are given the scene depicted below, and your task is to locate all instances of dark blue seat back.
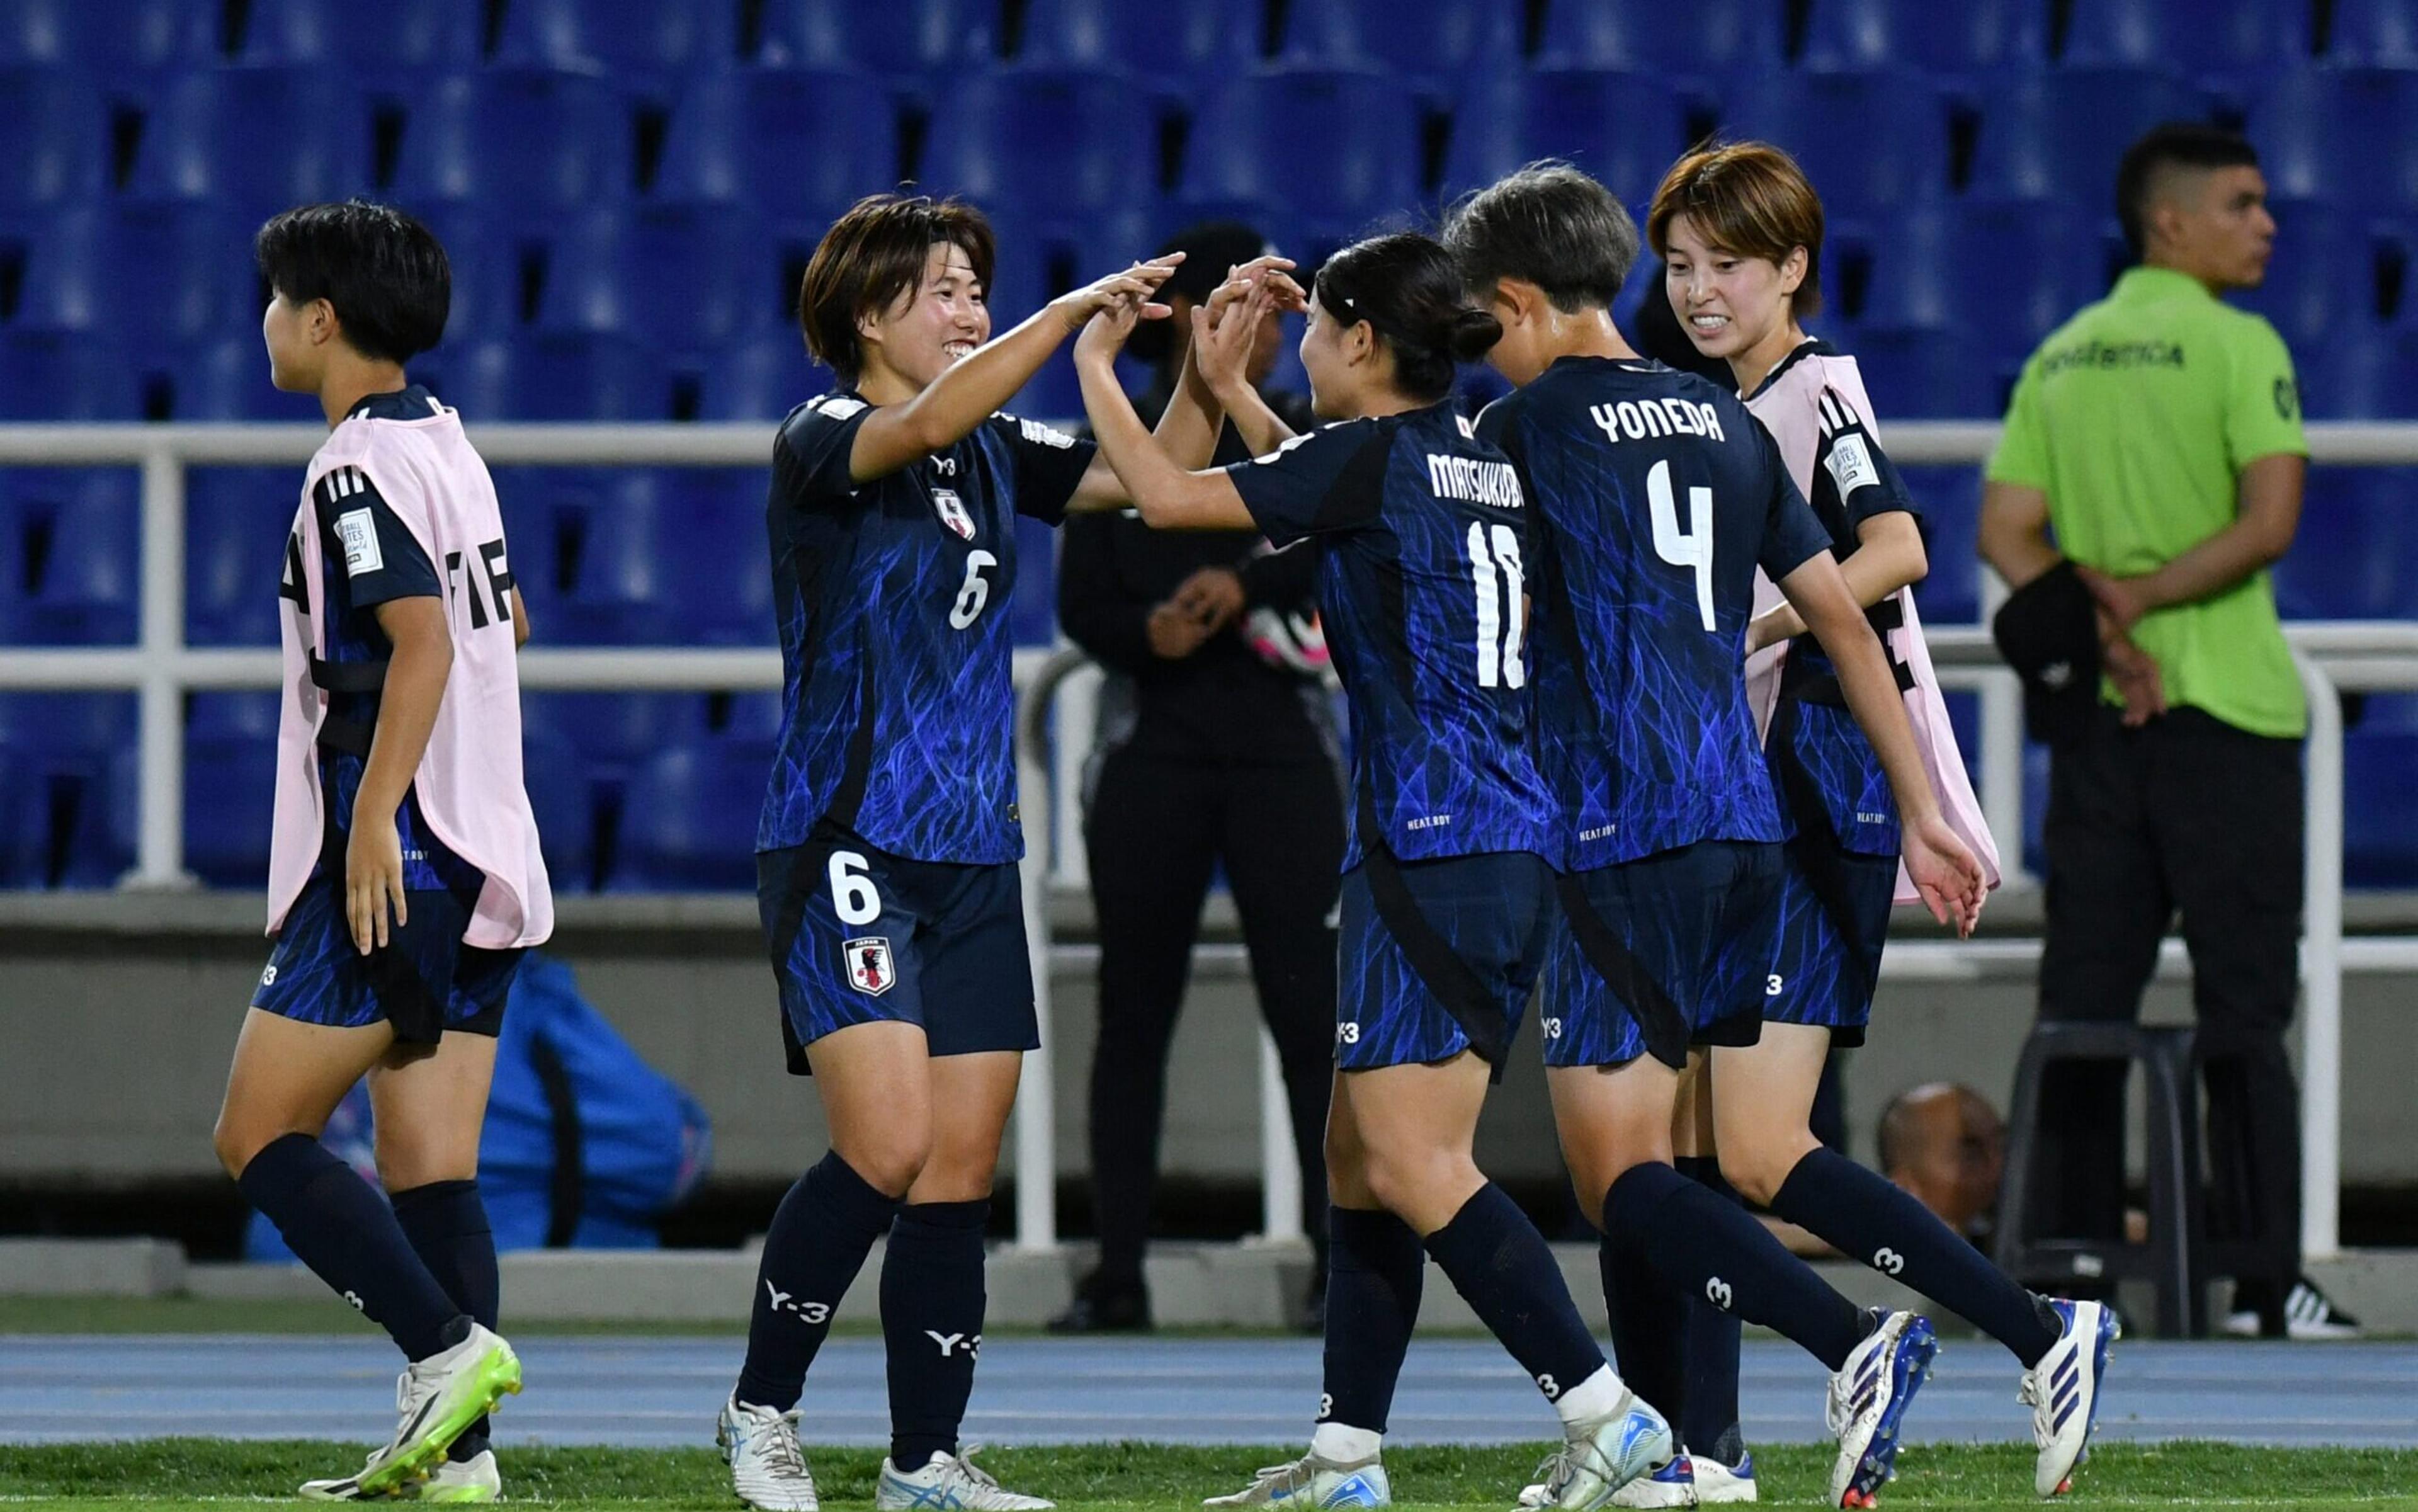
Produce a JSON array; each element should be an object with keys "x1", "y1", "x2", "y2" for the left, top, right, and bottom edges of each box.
[
  {"x1": 1968, "y1": 69, "x2": 2216, "y2": 202},
  {"x1": 1278, "y1": 0, "x2": 1521, "y2": 82},
  {"x1": 239, "y1": 0, "x2": 484, "y2": 70},
  {"x1": 756, "y1": 0, "x2": 996, "y2": 75},
  {"x1": 186, "y1": 467, "x2": 297, "y2": 644},
  {"x1": 2249, "y1": 67, "x2": 2418, "y2": 207},
  {"x1": 1442, "y1": 68, "x2": 1694, "y2": 207},
  {"x1": 1014, "y1": 0, "x2": 1263, "y2": 86},
  {"x1": 922, "y1": 68, "x2": 1161, "y2": 215},
  {"x1": 1801, "y1": 0, "x2": 2045, "y2": 73},
  {"x1": 1897, "y1": 465, "x2": 1984, "y2": 623},
  {"x1": 0, "y1": 469, "x2": 140, "y2": 645},
  {"x1": 183, "y1": 691, "x2": 278, "y2": 887},
  {"x1": 1723, "y1": 71, "x2": 1953, "y2": 212},
  {"x1": 654, "y1": 68, "x2": 899, "y2": 222},
  {"x1": 2329, "y1": 0, "x2": 2418, "y2": 66},
  {"x1": 610, "y1": 737, "x2": 775, "y2": 890},
  {"x1": 128, "y1": 65, "x2": 374, "y2": 223},
  {"x1": 2275, "y1": 468, "x2": 2418, "y2": 618},
  {"x1": 0, "y1": 693, "x2": 136, "y2": 889},
  {"x1": 2230, "y1": 198, "x2": 2383, "y2": 354},
  {"x1": 492, "y1": 0, "x2": 739, "y2": 79},
  {"x1": 0, "y1": 71, "x2": 107, "y2": 207},
  {"x1": 2060, "y1": 0, "x2": 2311, "y2": 76},
  {"x1": 445, "y1": 333, "x2": 668, "y2": 421},
  {"x1": 1535, "y1": 0, "x2": 1783, "y2": 76},
  {"x1": 1185, "y1": 68, "x2": 1423, "y2": 227},
  {"x1": 393, "y1": 69, "x2": 636, "y2": 220}
]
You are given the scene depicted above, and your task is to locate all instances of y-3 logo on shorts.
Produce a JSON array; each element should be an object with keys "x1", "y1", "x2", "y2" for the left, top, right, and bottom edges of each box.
[
  {"x1": 1541, "y1": 1016, "x2": 1564, "y2": 1040},
  {"x1": 1337, "y1": 1022, "x2": 1361, "y2": 1045},
  {"x1": 260, "y1": 964, "x2": 278, "y2": 987},
  {"x1": 1766, "y1": 974, "x2": 1785, "y2": 998},
  {"x1": 846, "y1": 936, "x2": 895, "y2": 996}
]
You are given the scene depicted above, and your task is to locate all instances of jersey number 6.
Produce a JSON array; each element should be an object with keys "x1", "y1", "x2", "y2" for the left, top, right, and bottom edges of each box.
[
  {"x1": 1647, "y1": 459, "x2": 1717, "y2": 633},
  {"x1": 828, "y1": 850, "x2": 882, "y2": 925},
  {"x1": 949, "y1": 550, "x2": 1000, "y2": 630}
]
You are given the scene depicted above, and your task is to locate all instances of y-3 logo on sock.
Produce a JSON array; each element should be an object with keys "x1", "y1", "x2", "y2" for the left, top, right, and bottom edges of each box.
[
  {"x1": 1873, "y1": 1248, "x2": 1905, "y2": 1276},
  {"x1": 1705, "y1": 1277, "x2": 1734, "y2": 1310},
  {"x1": 926, "y1": 1331, "x2": 981, "y2": 1359},
  {"x1": 763, "y1": 1281, "x2": 832, "y2": 1324},
  {"x1": 342, "y1": 1290, "x2": 363, "y2": 1312},
  {"x1": 1317, "y1": 1392, "x2": 1334, "y2": 1421},
  {"x1": 1536, "y1": 1373, "x2": 1561, "y2": 1400}
]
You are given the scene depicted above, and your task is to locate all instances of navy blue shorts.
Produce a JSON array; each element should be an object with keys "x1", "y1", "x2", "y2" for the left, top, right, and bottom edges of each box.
[
  {"x1": 1540, "y1": 839, "x2": 1781, "y2": 1071},
  {"x1": 1764, "y1": 844, "x2": 1897, "y2": 1048},
  {"x1": 758, "y1": 824, "x2": 1038, "y2": 1076},
  {"x1": 1336, "y1": 847, "x2": 1553, "y2": 1081},
  {"x1": 253, "y1": 870, "x2": 523, "y2": 1040}
]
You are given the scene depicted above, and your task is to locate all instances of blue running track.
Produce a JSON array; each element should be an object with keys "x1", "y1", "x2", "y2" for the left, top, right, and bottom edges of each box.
[{"x1": 3, "y1": 1337, "x2": 2414, "y2": 1449}]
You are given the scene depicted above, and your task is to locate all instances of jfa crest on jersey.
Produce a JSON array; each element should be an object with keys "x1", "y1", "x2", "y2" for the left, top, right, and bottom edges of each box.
[
  {"x1": 759, "y1": 393, "x2": 1097, "y2": 865},
  {"x1": 844, "y1": 936, "x2": 895, "y2": 996},
  {"x1": 1477, "y1": 357, "x2": 1833, "y2": 871}
]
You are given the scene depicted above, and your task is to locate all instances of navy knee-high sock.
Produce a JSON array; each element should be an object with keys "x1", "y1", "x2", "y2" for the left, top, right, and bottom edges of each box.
[
  {"x1": 237, "y1": 1134, "x2": 462, "y2": 1361},
  {"x1": 1604, "y1": 1162, "x2": 1869, "y2": 1372},
  {"x1": 1769, "y1": 1146, "x2": 2060, "y2": 1367},
  {"x1": 1673, "y1": 1156, "x2": 1746, "y2": 1467},
  {"x1": 881, "y1": 1198, "x2": 989, "y2": 1472},
  {"x1": 391, "y1": 1179, "x2": 500, "y2": 1460},
  {"x1": 1321, "y1": 1207, "x2": 1426, "y2": 1433},
  {"x1": 1423, "y1": 1184, "x2": 1606, "y2": 1404},
  {"x1": 736, "y1": 1151, "x2": 900, "y2": 1412},
  {"x1": 1598, "y1": 1222, "x2": 1686, "y2": 1435}
]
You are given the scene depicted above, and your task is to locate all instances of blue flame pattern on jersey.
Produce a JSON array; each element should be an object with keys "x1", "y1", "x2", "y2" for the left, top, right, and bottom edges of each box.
[
  {"x1": 1476, "y1": 357, "x2": 1833, "y2": 872},
  {"x1": 1225, "y1": 402, "x2": 1552, "y2": 870},
  {"x1": 758, "y1": 394, "x2": 1096, "y2": 864}
]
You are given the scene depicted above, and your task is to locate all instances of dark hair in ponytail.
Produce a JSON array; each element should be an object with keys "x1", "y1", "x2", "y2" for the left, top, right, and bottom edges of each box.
[{"x1": 1311, "y1": 232, "x2": 1502, "y2": 402}]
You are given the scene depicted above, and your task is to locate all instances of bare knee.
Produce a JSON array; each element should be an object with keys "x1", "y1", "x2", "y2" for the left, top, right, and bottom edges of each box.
[
  {"x1": 1358, "y1": 1146, "x2": 1479, "y2": 1231},
  {"x1": 213, "y1": 1108, "x2": 318, "y2": 1181},
  {"x1": 374, "y1": 1134, "x2": 479, "y2": 1193},
  {"x1": 1717, "y1": 1134, "x2": 1813, "y2": 1208},
  {"x1": 834, "y1": 1128, "x2": 931, "y2": 1199}
]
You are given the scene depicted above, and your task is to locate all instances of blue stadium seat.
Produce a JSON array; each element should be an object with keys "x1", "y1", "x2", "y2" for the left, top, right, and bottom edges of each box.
[
  {"x1": 654, "y1": 67, "x2": 899, "y2": 222},
  {"x1": 1839, "y1": 200, "x2": 2099, "y2": 370},
  {"x1": 239, "y1": 0, "x2": 483, "y2": 70},
  {"x1": 183, "y1": 692, "x2": 278, "y2": 888},
  {"x1": 2248, "y1": 67, "x2": 2418, "y2": 208},
  {"x1": 1014, "y1": 0, "x2": 1262, "y2": 87},
  {"x1": 1441, "y1": 68, "x2": 1694, "y2": 206},
  {"x1": 2060, "y1": 0, "x2": 2310, "y2": 76},
  {"x1": 0, "y1": 693, "x2": 137, "y2": 889},
  {"x1": 405, "y1": 205, "x2": 520, "y2": 343},
  {"x1": 2328, "y1": 0, "x2": 2418, "y2": 65},
  {"x1": 179, "y1": 336, "x2": 324, "y2": 421},
  {"x1": 0, "y1": 71, "x2": 107, "y2": 207},
  {"x1": 20, "y1": 0, "x2": 221, "y2": 70},
  {"x1": 1723, "y1": 71, "x2": 1953, "y2": 213},
  {"x1": 1184, "y1": 68, "x2": 1424, "y2": 227},
  {"x1": 2274, "y1": 468, "x2": 2418, "y2": 620},
  {"x1": 2231, "y1": 198, "x2": 2383, "y2": 353},
  {"x1": 492, "y1": 0, "x2": 739, "y2": 79},
  {"x1": 2296, "y1": 329, "x2": 2418, "y2": 418},
  {"x1": 1966, "y1": 68, "x2": 2216, "y2": 202},
  {"x1": 0, "y1": 470, "x2": 139, "y2": 645},
  {"x1": 1800, "y1": 0, "x2": 2045, "y2": 73},
  {"x1": 505, "y1": 470, "x2": 679, "y2": 645},
  {"x1": 2345, "y1": 727, "x2": 2418, "y2": 886},
  {"x1": 667, "y1": 470, "x2": 778, "y2": 647},
  {"x1": 0, "y1": 330, "x2": 139, "y2": 419},
  {"x1": 0, "y1": 0, "x2": 82, "y2": 65},
  {"x1": 1278, "y1": 0, "x2": 1521, "y2": 84},
  {"x1": 521, "y1": 716, "x2": 598, "y2": 892},
  {"x1": 1897, "y1": 465, "x2": 1985, "y2": 625},
  {"x1": 443, "y1": 333, "x2": 669, "y2": 421},
  {"x1": 698, "y1": 331, "x2": 822, "y2": 421},
  {"x1": 755, "y1": 0, "x2": 996, "y2": 76},
  {"x1": 538, "y1": 204, "x2": 781, "y2": 358},
  {"x1": 105, "y1": 201, "x2": 263, "y2": 345},
  {"x1": 186, "y1": 468, "x2": 297, "y2": 645},
  {"x1": 972, "y1": 202, "x2": 1155, "y2": 418},
  {"x1": 610, "y1": 736, "x2": 775, "y2": 890},
  {"x1": 128, "y1": 66, "x2": 374, "y2": 223},
  {"x1": 1534, "y1": 0, "x2": 1782, "y2": 77},
  {"x1": 1837, "y1": 326, "x2": 2004, "y2": 419},
  {"x1": 1010, "y1": 514, "x2": 1060, "y2": 645},
  {"x1": 392, "y1": 69, "x2": 637, "y2": 221},
  {"x1": 921, "y1": 68, "x2": 1162, "y2": 216},
  {"x1": 525, "y1": 693, "x2": 715, "y2": 782}
]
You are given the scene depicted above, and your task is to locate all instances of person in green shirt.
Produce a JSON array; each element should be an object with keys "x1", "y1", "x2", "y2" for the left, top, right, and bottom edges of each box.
[{"x1": 1979, "y1": 122, "x2": 2356, "y2": 1340}]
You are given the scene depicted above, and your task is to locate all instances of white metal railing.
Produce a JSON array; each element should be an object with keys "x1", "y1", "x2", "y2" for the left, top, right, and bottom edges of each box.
[{"x1": 1, "y1": 421, "x2": 2413, "y2": 1259}]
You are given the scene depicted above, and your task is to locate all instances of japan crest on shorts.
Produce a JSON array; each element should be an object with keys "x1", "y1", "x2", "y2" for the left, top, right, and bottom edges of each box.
[
  {"x1": 931, "y1": 488, "x2": 976, "y2": 540},
  {"x1": 844, "y1": 936, "x2": 895, "y2": 996}
]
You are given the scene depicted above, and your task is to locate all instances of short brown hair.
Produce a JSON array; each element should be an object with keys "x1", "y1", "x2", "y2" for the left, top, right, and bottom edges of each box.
[
  {"x1": 798, "y1": 193, "x2": 996, "y2": 381},
  {"x1": 1646, "y1": 142, "x2": 1825, "y2": 318}
]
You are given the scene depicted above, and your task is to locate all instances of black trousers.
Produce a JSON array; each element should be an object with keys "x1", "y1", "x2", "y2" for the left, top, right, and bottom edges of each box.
[
  {"x1": 1082, "y1": 747, "x2": 1345, "y2": 1283},
  {"x1": 2030, "y1": 705, "x2": 2305, "y2": 1312}
]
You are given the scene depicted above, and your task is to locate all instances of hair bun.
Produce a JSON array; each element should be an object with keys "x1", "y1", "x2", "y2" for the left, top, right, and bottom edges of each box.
[{"x1": 1445, "y1": 307, "x2": 1504, "y2": 361}]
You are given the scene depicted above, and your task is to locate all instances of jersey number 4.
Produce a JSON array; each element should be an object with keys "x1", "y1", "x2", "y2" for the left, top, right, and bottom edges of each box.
[
  {"x1": 1648, "y1": 460, "x2": 1717, "y2": 633},
  {"x1": 1465, "y1": 521, "x2": 1526, "y2": 690}
]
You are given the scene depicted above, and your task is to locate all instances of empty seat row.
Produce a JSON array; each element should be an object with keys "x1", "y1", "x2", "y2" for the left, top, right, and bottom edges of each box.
[{"x1": 18, "y1": 1, "x2": 2417, "y2": 84}]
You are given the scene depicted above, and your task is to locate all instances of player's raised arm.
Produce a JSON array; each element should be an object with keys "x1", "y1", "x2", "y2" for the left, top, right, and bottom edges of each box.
[
  {"x1": 1193, "y1": 272, "x2": 1305, "y2": 457},
  {"x1": 1071, "y1": 297, "x2": 1257, "y2": 530}
]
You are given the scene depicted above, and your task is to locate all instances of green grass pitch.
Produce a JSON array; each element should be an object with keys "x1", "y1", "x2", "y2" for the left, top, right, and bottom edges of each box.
[{"x1": 3, "y1": 1441, "x2": 2415, "y2": 1509}]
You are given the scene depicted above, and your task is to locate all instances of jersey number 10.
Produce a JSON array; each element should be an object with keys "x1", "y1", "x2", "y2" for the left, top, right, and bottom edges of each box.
[
  {"x1": 1465, "y1": 521, "x2": 1526, "y2": 690},
  {"x1": 1648, "y1": 460, "x2": 1717, "y2": 633}
]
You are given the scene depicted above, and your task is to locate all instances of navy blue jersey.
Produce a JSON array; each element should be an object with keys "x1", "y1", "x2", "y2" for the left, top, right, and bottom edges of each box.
[
  {"x1": 1227, "y1": 402, "x2": 1551, "y2": 869},
  {"x1": 1477, "y1": 356, "x2": 1832, "y2": 870},
  {"x1": 287, "y1": 385, "x2": 477, "y2": 892},
  {"x1": 760, "y1": 391, "x2": 1096, "y2": 863}
]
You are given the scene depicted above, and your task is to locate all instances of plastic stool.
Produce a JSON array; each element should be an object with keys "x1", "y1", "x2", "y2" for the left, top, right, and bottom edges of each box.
[{"x1": 1994, "y1": 1021, "x2": 2264, "y2": 1338}]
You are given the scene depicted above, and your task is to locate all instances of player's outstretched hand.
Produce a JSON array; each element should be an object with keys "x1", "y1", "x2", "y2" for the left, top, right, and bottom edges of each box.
[
  {"x1": 1902, "y1": 810, "x2": 1985, "y2": 938},
  {"x1": 1053, "y1": 253, "x2": 1183, "y2": 336},
  {"x1": 1193, "y1": 275, "x2": 1281, "y2": 400},
  {"x1": 345, "y1": 812, "x2": 407, "y2": 955}
]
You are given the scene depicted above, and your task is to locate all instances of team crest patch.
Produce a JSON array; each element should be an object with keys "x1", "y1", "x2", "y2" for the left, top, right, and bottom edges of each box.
[
  {"x1": 844, "y1": 936, "x2": 896, "y2": 996},
  {"x1": 931, "y1": 487, "x2": 976, "y2": 540}
]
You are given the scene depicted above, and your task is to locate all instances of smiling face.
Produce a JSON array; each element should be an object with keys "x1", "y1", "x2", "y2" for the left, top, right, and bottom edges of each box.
[
  {"x1": 1297, "y1": 293, "x2": 1356, "y2": 419},
  {"x1": 859, "y1": 240, "x2": 992, "y2": 394},
  {"x1": 1660, "y1": 211, "x2": 1804, "y2": 364}
]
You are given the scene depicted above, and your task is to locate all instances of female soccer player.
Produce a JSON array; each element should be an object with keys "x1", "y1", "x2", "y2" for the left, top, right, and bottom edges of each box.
[
  {"x1": 1074, "y1": 232, "x2": 1672, "y2": 1511},
  {"x1": 720, "y1": 191, "x2": 1290, "y2": 1512},
  {"x1": 215, "y1": 201, "x2": 545, "y2": 1503},
  {"x1": 1443, "y1": 162, "x2": 1981, "y2": 1512},
  {"x1": 1654, "y1": 142, "x2": 2116, "y2": 1501}
]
